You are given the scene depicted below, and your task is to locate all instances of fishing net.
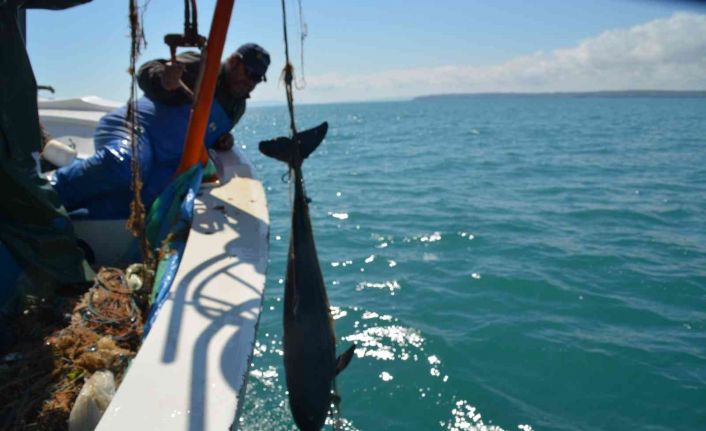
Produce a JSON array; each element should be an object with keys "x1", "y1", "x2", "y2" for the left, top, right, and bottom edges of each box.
[{"x1": 0, "y1": 267, "x2": 149, "y2": 430}]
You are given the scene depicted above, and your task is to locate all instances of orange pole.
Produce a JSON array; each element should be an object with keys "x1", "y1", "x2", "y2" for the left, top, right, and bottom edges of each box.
[{"x1": 176, "y1": 0, "x2": 236, "y2": 174}]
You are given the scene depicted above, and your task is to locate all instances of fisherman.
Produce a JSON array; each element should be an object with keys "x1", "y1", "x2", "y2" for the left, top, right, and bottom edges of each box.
[
  {"x1": 0, "y1": 0, "x2": 95, "y2": 318},
  {"x1": 51, "y1": 43, "x2": 271, "y2": 218}
]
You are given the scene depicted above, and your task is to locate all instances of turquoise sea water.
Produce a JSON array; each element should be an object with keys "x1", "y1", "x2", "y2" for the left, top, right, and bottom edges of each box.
[{"x1": 236, "y1": 96, "x2": 706, "y2": 431}]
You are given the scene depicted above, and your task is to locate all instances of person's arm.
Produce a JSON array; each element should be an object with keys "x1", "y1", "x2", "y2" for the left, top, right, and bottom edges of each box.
[
  {"x1": 21, "y1": 0, "x2": 91, "y2": 9},
  {"x1": 137, "y1": 51, "x2": 202, "y2": 105},
  {"x1": 52, "y1": 141, "x2": 154, "y2": 213}
]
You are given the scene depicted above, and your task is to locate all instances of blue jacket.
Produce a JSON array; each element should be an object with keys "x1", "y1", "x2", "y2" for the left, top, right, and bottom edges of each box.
[{"x1": 53, "y1": 96, "x2": 235, "y2": 218}]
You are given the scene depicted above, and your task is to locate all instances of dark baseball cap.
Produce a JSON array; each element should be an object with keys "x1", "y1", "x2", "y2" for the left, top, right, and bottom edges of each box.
[{"x1": 236, "y1": 43, "x2": 270, "y2": 82}]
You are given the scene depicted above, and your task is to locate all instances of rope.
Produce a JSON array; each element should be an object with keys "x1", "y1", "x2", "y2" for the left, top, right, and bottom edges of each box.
[
  {"x1": 280, "y1": 0, "x2": 298, "y2": 140},
  {"x1": 296, "y1": 0, "x2": 307, "y2": 89},
  {"x1": 280, "y1": 0, "x2": 298, "y2": 208},
  {"x1": 126, "y1": 0, "x2": 154, "y2": 284}
]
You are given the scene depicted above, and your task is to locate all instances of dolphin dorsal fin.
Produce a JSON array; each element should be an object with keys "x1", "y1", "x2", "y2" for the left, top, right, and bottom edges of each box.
[{"x1": 335, "y1": 344, "x2": 356, "y2": 376}]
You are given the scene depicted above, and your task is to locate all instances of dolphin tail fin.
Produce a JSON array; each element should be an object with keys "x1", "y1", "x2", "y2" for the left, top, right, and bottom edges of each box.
[
  {"x1": 258, "y1": 122, "x2": 329, "y2": 167},
  {"x1": 335, "y1": 344, "x2": 356, "y2": 376}
]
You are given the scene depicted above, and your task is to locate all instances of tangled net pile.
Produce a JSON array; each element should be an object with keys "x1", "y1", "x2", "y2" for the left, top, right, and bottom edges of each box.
[{"x1": 0, "y1": 267, "x2": 150, "y2": 430}]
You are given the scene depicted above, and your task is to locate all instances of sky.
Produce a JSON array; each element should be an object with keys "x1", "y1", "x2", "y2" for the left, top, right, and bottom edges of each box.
[{"x1": 26, "y1": 0, "x2": 706, "y2": 104}]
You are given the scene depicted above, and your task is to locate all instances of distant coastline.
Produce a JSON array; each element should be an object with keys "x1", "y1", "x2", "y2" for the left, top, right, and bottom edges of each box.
[{"x1": 413, "y1": 90, "x2": 706, "y2": 101}]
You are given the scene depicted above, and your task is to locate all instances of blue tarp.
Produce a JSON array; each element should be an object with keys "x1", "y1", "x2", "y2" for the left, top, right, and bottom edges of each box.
[{"x1": 143, "y1": 163, "x2": 204, "y2": 336}]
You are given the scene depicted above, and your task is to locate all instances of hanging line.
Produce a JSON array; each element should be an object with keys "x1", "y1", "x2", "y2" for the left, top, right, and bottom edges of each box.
[
  {"x1": 280, "y1": 0, "x2": 298, "y2": 140},
  {"x1": 280, "y1": 0, "x2": 298, "y2": 291},
  {"x1": 126, "y1": 0, "x2": 153, "y2": 273},
  {"x1": 295, "y1": 0, "x2": 307, "y2": 89},
  {"x1": 280, "y1": 0, "x2": 299, "y2": 214}
]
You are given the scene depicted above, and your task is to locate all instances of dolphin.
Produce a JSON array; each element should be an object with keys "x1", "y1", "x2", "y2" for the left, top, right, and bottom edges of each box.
[{"x1": 259, "y1": 122, "x2": 355, "y2": 431}]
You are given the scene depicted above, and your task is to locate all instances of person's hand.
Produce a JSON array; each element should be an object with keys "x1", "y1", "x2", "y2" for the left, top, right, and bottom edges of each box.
[
  {"x1": 161, "y1": 61, "x2": 185, "y2": 91},
  {"x1": 213, "y1": 133, "x2": 234, "y2": 152}
]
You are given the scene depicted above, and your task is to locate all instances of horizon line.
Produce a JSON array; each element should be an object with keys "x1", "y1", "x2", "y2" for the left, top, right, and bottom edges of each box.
[{"x1": 249, "y1": 89, "x2": 706, "y2": 107}]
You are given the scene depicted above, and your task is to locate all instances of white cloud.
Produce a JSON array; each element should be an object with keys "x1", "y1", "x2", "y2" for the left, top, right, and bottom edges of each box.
[{"x1": 292, "y1": 13, "x2": 706, "y2": 103}]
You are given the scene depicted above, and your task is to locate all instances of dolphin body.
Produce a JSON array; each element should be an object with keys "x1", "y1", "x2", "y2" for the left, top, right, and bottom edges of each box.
[{"x1": 259, "y1": 122, "x2": 355, "y2": 431}]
